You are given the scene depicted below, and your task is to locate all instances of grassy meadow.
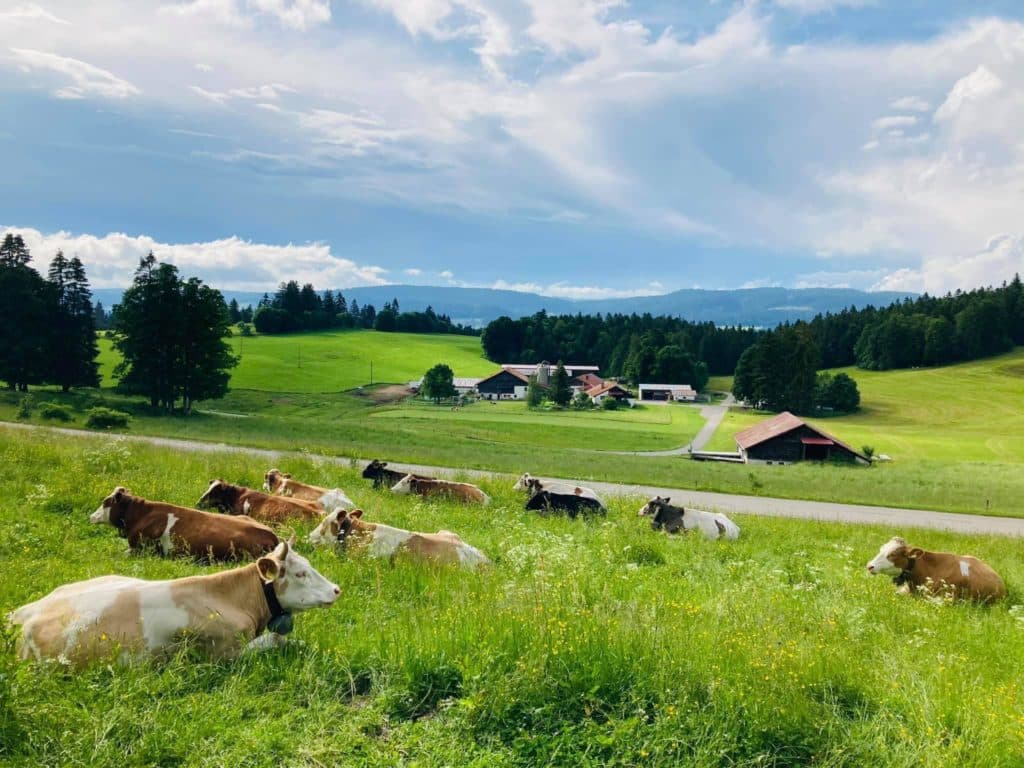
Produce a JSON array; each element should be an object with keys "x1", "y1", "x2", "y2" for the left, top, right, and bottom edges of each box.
[
  {"x1": 2, "y1": 430, "x2": 1024, "y2": 766},
  {"x1": 97, "y1": 329, "x2": 494, "y2": 392}
]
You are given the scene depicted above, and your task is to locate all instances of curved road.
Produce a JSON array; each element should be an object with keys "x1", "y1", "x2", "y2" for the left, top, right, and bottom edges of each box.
[{"x1": 3, "y1": 420, "x2": 1022, "y2": 537}]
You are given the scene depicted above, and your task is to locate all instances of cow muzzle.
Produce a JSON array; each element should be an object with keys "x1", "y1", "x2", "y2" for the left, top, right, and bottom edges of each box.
[{"x1": 89, "y1": 505, "x2": 109, "y2": 524}]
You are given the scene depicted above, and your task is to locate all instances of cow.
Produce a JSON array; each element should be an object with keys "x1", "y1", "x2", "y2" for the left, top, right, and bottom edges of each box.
[
  {"x1": 89, "y1": 486, "x2": 278, "y2": 561},
  {"x1": 391, "y1": 474, "x2": 490, "y2": 505},
  {"x1": 513, "y1": 472, "x2": 603, "y2": 501},
  {"x1": 638, "y1": 497, "x2": 740, "y2": 540},
  {"x1": 866, "y1": 536, "x2": 1007, "y2": 603},
  {"x1": 517, "y1": 476, "x2": 606, "y2": 518},
  {"x1": 262, "y1": 468, "x2": 355, "y2": 510},
  {"x1": 308, "y1": 508, "x2": 488, "y2": 569},
  {"x1": 361, "y1": 460, "x2": 432, "y2": 490},
  {"x1": 8, "y1": 538, "x2": 339, "y2": 666},
  {"x1": 197, "y1": 480, "x2": 324, "y2": 524}
]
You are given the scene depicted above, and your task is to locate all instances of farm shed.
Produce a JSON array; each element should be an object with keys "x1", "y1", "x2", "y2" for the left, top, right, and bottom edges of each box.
[
  {"x1": 735, "y1": 411, "x2": 869, "y2": 465},
  {"x1": 587, "y1": 382, "x2": 632, "y2": 403},
  {"x1": 477, "y1": 368, "x2": 535, "y2": 400},
  {"x1": 639, "y1": 383, "x2": 698, "y2": 402}
]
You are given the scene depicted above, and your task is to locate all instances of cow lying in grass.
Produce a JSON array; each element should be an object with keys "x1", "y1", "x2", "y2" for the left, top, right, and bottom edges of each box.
[
  {"x1": 263, "y1": 468, "x2": 355, "y2": 510},
  {"x1": 516, "y1": 475, "x2": 606, "y2": 518},
  {"x1": 638, "y1": 497, "x2": 740, "y2": 540},
  {"x1": 391, "y1": 474, "x2": 490, "y2": 505},
  {"x1": 362, "y1": 460, "x2": 432, "y2": 489},
  {"x1": 90, "y1": 486, "x2": 278, "y2": 561},
  {"x1": 866, "y1": 536, "x2": 1007, "y2": 603},
  {"x1": 308, "y1": 508, "x2": 489, "y2": 569},
  {"x1": 8, "y1": 538, "x2": 339, "y2": 666},
  {"x1": 197, "y1": 480, "x2": 324, "y2": 523}
]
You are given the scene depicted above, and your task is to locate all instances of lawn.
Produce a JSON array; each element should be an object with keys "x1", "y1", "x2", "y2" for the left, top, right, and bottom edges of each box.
[
  {"x1": 97, "y1": 329, "x2": 494, "y2": 392},
  {"x1": 2, "y1": 430, "x2": 1024, "y2": 766}
]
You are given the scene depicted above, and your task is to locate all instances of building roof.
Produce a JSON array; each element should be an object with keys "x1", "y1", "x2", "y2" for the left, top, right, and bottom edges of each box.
[
  {"x1": 477, "y1": 367, "x2": 535, "y2": 387},
  {"x1": 586, "y1": 382, "x2": 630, "y2": 397},
  {"x1": 576, "y1": 373, "x2": 604, "y2": 389},
  {"x1": 639, "y1": 383, "x2": 696, "y2": 392},
  {"x1": 735, "y1": 411, "x2": 868, "y2": 460},
  {"x1": 502, "y1": 363, "x2": 600, "y2": 374},
  {"x1": 453, "y1": 378, "x2": 481, "y2": 388}
]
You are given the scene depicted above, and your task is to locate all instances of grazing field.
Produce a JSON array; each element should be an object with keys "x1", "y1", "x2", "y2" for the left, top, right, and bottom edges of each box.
[
  {"x1": 2, "y1": 431, "x2": 1024, "y2": 766},
  {"x1": 97, "y1": 330, "x2": 493, "y2": 392}
]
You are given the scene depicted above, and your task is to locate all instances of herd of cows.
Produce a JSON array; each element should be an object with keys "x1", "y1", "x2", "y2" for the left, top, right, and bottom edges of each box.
[{"x1": 6, "y1": 459, "x2": 1010, "y2": 667}]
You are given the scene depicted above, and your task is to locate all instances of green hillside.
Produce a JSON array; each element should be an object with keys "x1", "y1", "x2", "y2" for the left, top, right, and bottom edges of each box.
[
  {"x1": 98, "y1": 330, "x2": 493, "y2": 392},
  {"x1": 706, "y1": 349, "x2": 1024, "y2": 463}
]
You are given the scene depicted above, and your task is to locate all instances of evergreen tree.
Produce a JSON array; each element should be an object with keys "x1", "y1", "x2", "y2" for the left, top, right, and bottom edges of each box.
[
  {"x1": 0, "y1": 233, "x2": 31, "y2": 267},
  {"x1": 0, "y1": 237, "x2": 48, "y2": 390},
  {"x1": 336, "y1": 292, "x2": 348, "y2": 316},
  {"x1": 177, "y1": 279, "x2": 237, "y2": 412},
  {"x1": 46, "y1": 251, "x2": 100, "y2": 391},
  {"x1": 322, "y1": 290, "x2": 336, "y2": 318},
  {"x1": 228, "y1": 298, "x2": 241, "y2": 323},
  {"x1": 551, "y1": 361, "x2": 572, "y2": 407}
]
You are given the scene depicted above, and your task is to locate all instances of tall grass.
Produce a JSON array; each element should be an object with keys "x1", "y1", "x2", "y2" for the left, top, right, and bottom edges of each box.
[{"x1": 2, "y1": 431, "x2": 1024, "y2": 766}]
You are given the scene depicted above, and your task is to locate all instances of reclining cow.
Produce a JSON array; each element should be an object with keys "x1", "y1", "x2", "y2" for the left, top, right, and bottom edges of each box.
[
  {"x1": 263, "y1": 468, "x2": 355, "y2": 510},
  {"x1": 391, "y1": 474, "x2": 490, "y2": 505},
  {"x1": 513, "y1": 472, "x2": 602, "y2": 501},
  {"x1": 8, "y1": 538, "x2": 339, "y2": 666},
  {"x1": 308, "y1": 508, "x2": 488, "y2": 569},
  {"x1": 197, "y1": 480, "x2": 324, "y2": 524},
  {"x1": 638, "y1": 497, "x2": 740, "y2": 540},
  {"x1": 90, "y1": 486, "x2": 278, "y2": 561},
  {"x1": 361, "y1": 460, "x2": 431, "y2": 489},
  {"x1": 866, "y1": 536, "x2": 1006, "y2": 603},
  {"x1": 518, "y1": 476, "x2": 606, "y2": 518}
]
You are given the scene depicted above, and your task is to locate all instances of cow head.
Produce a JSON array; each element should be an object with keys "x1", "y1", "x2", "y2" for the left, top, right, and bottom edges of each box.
[
  {"x1": 197, "y1": 479, "x2": 233, "y2": 511},
  {"x1": 362, "y1": 460, "x2": 387, "y2": 479},
  {"x1": 90, "y1": 486, "x2": 132, "y2": 525},
  {"x1": 513, "y1": 473, "x2": 534, "y2": 491},
  {"x1": 257, "y1": 537, "x2": 340, "y2": 612},
  {"x1": 637, "y1": 496, "x2": 670, "y2": 517},
  {"x1": 309, "y1": 508, "x2": 365, "y2": 546},
  {"x1": 866, "y1": 537, "x2": 924, "y2": 577},
  {"x1": 390, "y1": 474, "x2": 415, "y2": 495},
  {"x1": 263, "y1": 469, "x2": 290, "y2": 493}
]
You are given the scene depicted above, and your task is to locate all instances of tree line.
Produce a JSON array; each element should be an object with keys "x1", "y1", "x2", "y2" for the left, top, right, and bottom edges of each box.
[
  {"x1": 481, "y1": 311, "x2": 760, "y2": 388},
  {"x1": 0, "y1": 234, "x2": 99, "y2": 392},
  {"x1": 807, "y1": 276, "x2": 1024, "y2": 371},
  {"x1": 252, "y1": 282, "x2": 478, "y2": 336}
]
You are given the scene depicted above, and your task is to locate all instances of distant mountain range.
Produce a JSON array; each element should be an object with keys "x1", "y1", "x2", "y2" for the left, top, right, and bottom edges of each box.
[{"x1": 92, "y1": 284, "x2": 914, "y2": 329}]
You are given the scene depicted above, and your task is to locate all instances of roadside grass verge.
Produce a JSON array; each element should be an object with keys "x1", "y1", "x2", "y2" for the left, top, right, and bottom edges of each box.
[{"x1": 2, "y1": 431, "x2": 1024, "y2": 766}]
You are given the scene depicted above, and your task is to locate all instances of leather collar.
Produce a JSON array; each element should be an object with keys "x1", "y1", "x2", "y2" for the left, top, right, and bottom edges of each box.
[
  {"x1": 262, "y1": 580, "x2": 293, "y2": 635},
  {"x1": 893, "y1": 556, "x2": 917, "y2": 586}
]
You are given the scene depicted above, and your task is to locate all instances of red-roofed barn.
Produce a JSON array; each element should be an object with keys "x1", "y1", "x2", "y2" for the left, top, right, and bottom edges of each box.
[{"x1": 734, "y1": 412, "x2": 869, "y2": 465}]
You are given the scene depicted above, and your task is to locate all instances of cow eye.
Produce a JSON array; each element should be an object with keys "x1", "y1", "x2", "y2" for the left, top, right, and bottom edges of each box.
[{"x1": 295, "y1": 572, "x2": 306, "y2": 578}]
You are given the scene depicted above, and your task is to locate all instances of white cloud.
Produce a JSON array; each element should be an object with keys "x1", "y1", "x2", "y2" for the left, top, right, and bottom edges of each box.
[
  {"x1": 774, "y1": 0, "x2": 871, "y2": 14},
  {"x1": 890, "y1": 95, "x2": 930, "y2": 112},
  {"x1": 195, "y1": 62, "x2": 214, "y2": 72},
  {"x1": 872, "y1": 115, "x2": 917, "y2": 130},
  {"x1": 490, "y1": 279, "x2": 665, "y2": 299},
  {"x1": 160, "y1": 0, "x2": 330, "y2": 30},
  {"x1": 793, "y1": 269, "x2": 888, "y2": 289},
  {"x1": 740, "y1": 278, "x2": 781, "y2": 289},
  {"x1": 439, "y1": 270, "x2": 455, "y2": 280},
  {"x1": 404, "y1": 268, "x2": 423, "y2": 276},
  {"x1": 2, "y1": 226, "x2": 390, "y2": 291},
  {"x1": 9, "y1": 48, "x2": 139, "y2": 100},
  {"x1": 934, "y1": 65, "x2": 1003, "y2": 122},
  {"x1": 228, "y1": 82, "x2": 295, "y2": 99},
  {"x1": 0, "y1": 4, "x2": 70, "y2": 25}
]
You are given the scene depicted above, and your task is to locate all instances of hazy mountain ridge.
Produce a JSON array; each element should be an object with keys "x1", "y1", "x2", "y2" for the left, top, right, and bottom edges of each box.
[{"x1": 92, "y1": 285, "x2": 914, "y2": 328}]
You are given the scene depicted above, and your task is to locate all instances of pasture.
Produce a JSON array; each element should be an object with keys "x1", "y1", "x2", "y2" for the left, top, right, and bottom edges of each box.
[
  {"x1": 97, "y1": 329, "x2": 494, "y2": 393},
  {"x1": 2, "y1": 430, "x2": 1024, "y2": 766}
]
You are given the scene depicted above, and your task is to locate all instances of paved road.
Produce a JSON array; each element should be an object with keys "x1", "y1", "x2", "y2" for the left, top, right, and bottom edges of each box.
[
  {"x1": 615, "y1": 393, "x2": 735, "y2": 456},
  {"x1": 4, "y1": 420, "x2": 1022, "y2": 537}
]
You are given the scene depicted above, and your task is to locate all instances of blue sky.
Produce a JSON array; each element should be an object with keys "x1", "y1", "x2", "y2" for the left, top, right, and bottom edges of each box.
[{"x1": 2, "y1": 0, "x2": 1024, "y2": 297}]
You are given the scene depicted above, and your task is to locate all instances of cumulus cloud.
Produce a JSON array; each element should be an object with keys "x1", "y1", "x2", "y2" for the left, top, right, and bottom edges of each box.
[
  {"x1": 404, "y1": 268, "x2": 423, "y2": 276},
  {"x1": 9, "y1": 48, "x2": 139, "y2": 99},
  {"x1": 890, "y1": 95, "x2": 930, "y2": 112},
  {"x1": 0, "y1": 4, "x2": 70, "y2": 25},
  {"x1": 2, "y1": 226, "x2": 389, "y2": 291},
  {"x1": 774, "y1": 0, "x2": 871, "y2": 13}
]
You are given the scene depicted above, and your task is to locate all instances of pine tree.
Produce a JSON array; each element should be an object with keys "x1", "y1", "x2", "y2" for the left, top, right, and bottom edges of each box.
[
  {"x1": 228, "y1": 298, "x2": 241, "y2": 323},
  {"x1": 0, "y1": 237, "x2": 48, "y2": 390},
  {"x1": 0, "y1": 233, "x2": 31, "y2": 267},
  {"x1": 551, "y1": 361, "x2": 572, "y2": 407},
  {"x1": 46, "y1": 252, "x2": 100, "y2": 391}
]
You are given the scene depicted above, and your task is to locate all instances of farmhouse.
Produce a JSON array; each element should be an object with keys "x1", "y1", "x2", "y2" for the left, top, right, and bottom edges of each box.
[
  {"x1": 734, "y1": 411, "x2": 869, "y2": 465},
  {"x1": 478, "y1": 361, "x2": 602, "y2": 400},
  {"x1": 638, "y1": 383, "x2": 698, "y2": 402},
  {"x1": 587, "y1": 382, "x2": 632, "y2": 404},
  {"x1": 477, "y1": 368, "x2": 534, "y2": 400}
]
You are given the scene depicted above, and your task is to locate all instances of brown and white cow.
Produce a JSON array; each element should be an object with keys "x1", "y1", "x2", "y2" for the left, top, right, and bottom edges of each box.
[
  {"x1": 361, "y1": 460, "x2": 432, "y2": 489},
  {"x1": 866, "y1": 536, "x2": 1007, "y2": 603},
  {"x1": 90, "y1": 486, "x2": 278, "y2": 561},
  {"x1": 8, "y1": 538, "x2": 339, "y2": 666},
  {"x1": 308, "y1": 508, "x2": 489, "y2": 569},
  {"x1": 263, "y1": 469, "x2": 355, "y2": 511},
  {"x1": 197, "y1": 480, "x2": 324, "y2": 524},
  {"x1": 391, "y1": 474, "x2": 490, "y2": 505}
]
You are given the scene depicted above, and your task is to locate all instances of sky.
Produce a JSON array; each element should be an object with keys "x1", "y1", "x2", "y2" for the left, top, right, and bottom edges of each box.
[{"x1": 2, "y1": 0, "x2": 1024, "y2": 297}]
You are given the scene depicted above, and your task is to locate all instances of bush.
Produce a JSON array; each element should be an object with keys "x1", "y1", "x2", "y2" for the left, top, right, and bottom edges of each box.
[
  {"x1": 862, "y1": 445, "x2": 875, "y2": 460},
  {"x1": 38, "y1": 402, "x2": 74, "y2": 422},
  {"x1": 571, "y1": 392, "x2": 594, "y2": 410},
  {"x1": 601, "y1": 396, "x2": 620, "y2": 410},
  {"x1": 85, "y1": 407, "x2": 130, "y2": 430},
  {"x1": 15, "y1": 396, "x2": 33, "y2": 420}
]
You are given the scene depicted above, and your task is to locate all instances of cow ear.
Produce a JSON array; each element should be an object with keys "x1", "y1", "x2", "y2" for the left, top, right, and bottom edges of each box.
[
  {"x1": 908, "y1": 547, "x2": 924, "y2": 559},
  {"x1": 351, "y1": 509, "x2": 364, "y2": 519},
  {"x1": 381, "y1": 462, "x2": 388, "y2": 467},
  {"x1": 114, "y1": 488, "x2": 126, "y2": 501},
  {"x1": 283, "y1": 473, "x2": 292, "y2": 479},
  {"x1": 256, "y1": 556, "x2": 279, "y2": 583}
]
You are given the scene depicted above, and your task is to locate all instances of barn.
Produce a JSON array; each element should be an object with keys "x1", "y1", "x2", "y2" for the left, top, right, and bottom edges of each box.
[
  {"x1": 638, "y1": 383, "x2": 698, "y2": 402},
  {"x1": 735, "y1": 411, "x2": 869, "y2": 465},
  {"x1": 476, "y1": 368, "x2": 534, "y2": 400}
]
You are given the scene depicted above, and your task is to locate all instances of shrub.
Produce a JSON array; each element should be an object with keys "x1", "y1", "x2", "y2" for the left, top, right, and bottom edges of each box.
[
  {"x1": 571, "y1": 392, "x2": 593, "y2": 410},
  {"x1": 15, "y1": 396, "x2": 33, "y2": 420},
  {"x1": 601, "y1": 396, "x2": 620, "y2": 410},
  {"x1": 862, "y1": 445, "x2": 875, "y2": 460},
  {"x1": 85, "y1": 407, "x2": 131, "y2": 430},
  {"x1": 38, "y1": 402, "x2": 74, "y2": 422}
]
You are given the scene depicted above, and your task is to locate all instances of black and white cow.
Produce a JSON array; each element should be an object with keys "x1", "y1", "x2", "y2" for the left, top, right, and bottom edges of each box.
[{"x1": 638, "y1": 496, "x2": 740, "y2": 540}]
